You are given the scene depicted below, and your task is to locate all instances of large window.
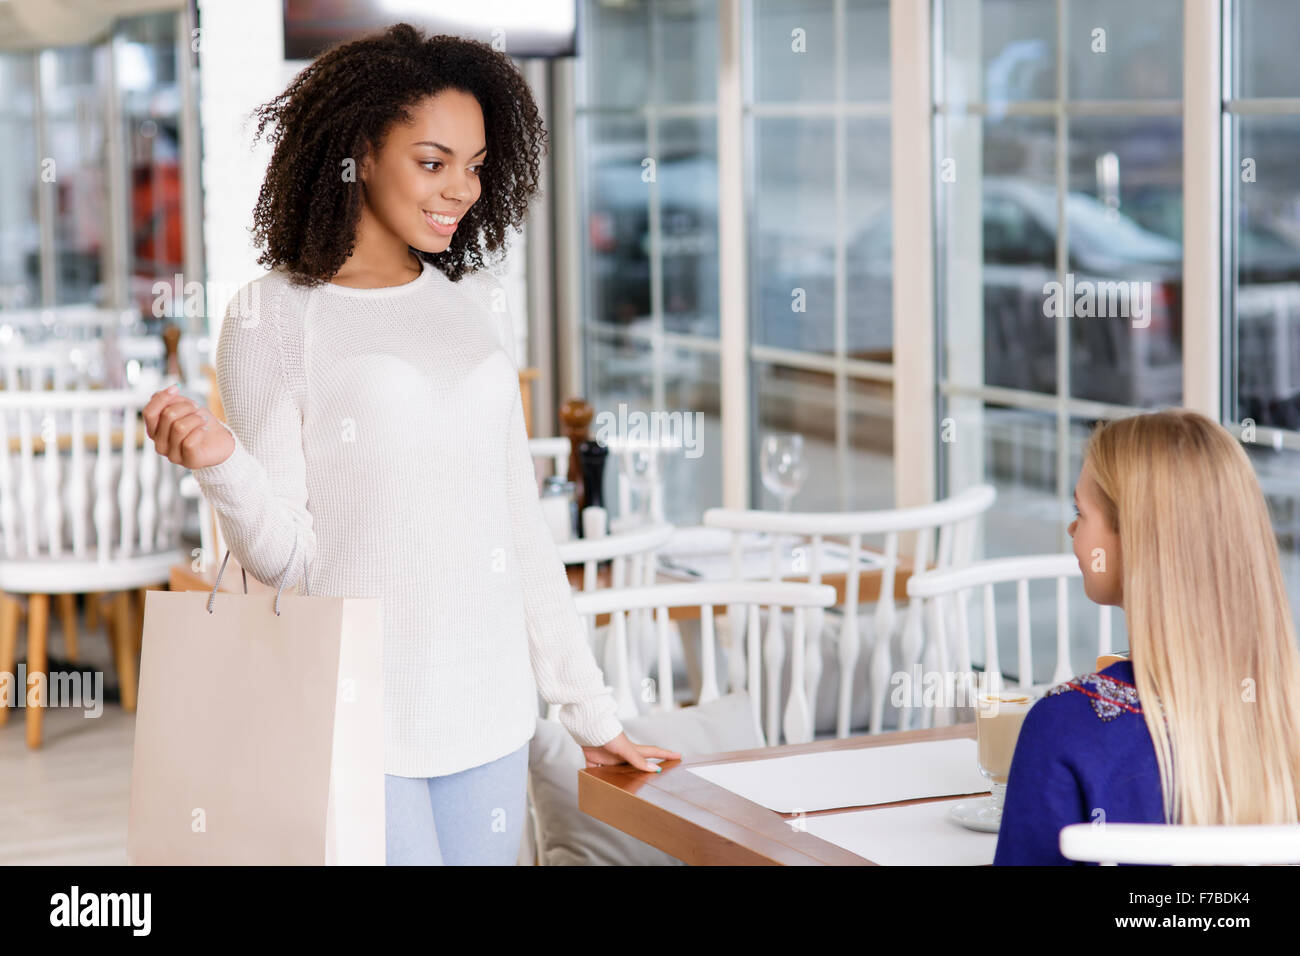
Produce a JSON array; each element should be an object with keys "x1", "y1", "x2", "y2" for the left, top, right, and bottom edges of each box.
[
  {"x1": 0, "y1": 53, "x2": 39, "y2": 309},
  {"x1": 936, "y1": 0, "x2": 1184, "y2": 555},
  {"x1": 574, "y1": 0, "x2": 722, "y2": 525},
  {"x1": 573, "y1": 0, "x2": 893, "y2": 524},
  {"x1": 746, "y1": 0, "x2": 893, "y2": 513},
  {"x1": 568, "y1": 0, "x2": 1300, "y2": 655},
  {"x1": 934, "y1": 0, "x2": 1185, "y2": 679},
  {"x1": 1225, "y1": 0, "x2": 1300, "y2": 610},
  {"x1": 0, "y1": 12, "x2": 193, "y2": 330},
  {"x1": 118, "y1": 13, "x2": 189, "y2": 320}
]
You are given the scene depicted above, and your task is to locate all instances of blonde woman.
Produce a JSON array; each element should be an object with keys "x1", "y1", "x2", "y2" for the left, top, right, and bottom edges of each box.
[{"x1": 995, "y1": 408, "x2": 1300, "y2": 865}]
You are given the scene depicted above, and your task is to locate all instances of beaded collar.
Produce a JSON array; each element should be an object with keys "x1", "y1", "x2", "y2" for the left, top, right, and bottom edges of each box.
[{"x1": 1045, "y1": 670, "x2": 1143, "y2": 721}]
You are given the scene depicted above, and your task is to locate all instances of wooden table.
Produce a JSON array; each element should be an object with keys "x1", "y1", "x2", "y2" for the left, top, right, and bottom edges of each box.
[{"x1": 578, "y1": 721, "x2": 985, "y2": 865}]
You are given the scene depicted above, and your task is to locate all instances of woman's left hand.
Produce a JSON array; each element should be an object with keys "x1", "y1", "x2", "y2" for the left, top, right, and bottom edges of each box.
[{"x1": 581, "y1": 733, "x2": 681, "y2": 772}]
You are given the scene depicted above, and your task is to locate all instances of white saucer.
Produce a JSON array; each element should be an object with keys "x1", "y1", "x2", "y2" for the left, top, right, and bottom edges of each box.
[{"x1": 948, "y1": 797, "x2": 1002, "y2": 833}]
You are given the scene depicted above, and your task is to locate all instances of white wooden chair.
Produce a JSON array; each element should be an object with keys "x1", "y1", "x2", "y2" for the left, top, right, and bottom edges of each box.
[
  {"x1": 0, "y1": 305, "x2": 131, "y2": 336},
  {"x1": 523, "y1": 579, "x2": 834, "y2": 866},
  {"x1": 528, "y1": 436, "x2": 570, "y2": 481},
  {"x1": 554, "y1": 511, "x2": 674, "y2": 721},
  {"x1": 1059, "y1": 822, "x2": 1300, "y2": 865},
  {"x1": 904, "y1": 553, "x2": 1114, "y2": 730},
  {"x1": 0, "y1": 388, "x2": 188, "y2": 747},
  {"x1": 0, "y1": 336, "x2": 186, "y2": 687},
  {"x1": 0, "y1": 336, "x2": 167, "y2": 392},
  {"x1": 572, "y1": 580, "x2": 839, "y2": 747},
  {"x1": 0, "y1": 343, "x2": 96, "y2": 392},
  {"x1": 556, "y1": 513, "x2": 672, "y2": 596},
  {"x1": 528, "y1": 436, "x2": 574, "y2": 541},
  {"x1": 702, "y1": 484, "x2": 996, "y2": 740}
]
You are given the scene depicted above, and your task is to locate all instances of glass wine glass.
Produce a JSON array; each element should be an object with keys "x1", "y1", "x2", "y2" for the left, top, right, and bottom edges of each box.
[
  {"x1": 760, "y1": 433, "x2": 807, "y2": 512},
  {"x1": 760, "y1": 433, "x2": 807, "y2": 558},
  {"x1": 618, "y1": 442, "x2": 657, "y2": 528}
]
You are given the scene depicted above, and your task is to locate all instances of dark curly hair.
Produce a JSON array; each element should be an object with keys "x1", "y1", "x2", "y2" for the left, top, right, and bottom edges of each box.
[{"x1": 247, "y1": 22, "x2": 546, "y2": 286}]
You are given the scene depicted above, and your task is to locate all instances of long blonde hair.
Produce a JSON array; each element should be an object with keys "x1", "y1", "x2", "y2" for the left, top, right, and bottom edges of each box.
[{"x1": 1085, "y1": 408, "x2": 1300, "y2": 825}]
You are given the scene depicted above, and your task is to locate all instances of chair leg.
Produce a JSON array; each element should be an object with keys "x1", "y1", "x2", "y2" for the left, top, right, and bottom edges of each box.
[
  {"x1": 56, "y1": 593, "x2": 78, "y2": 662},
  {"x1": 26, "y1": 593, "x2": 48, "y2": 749},
  {"x1": 111, "y1": 591, "x2": 138, "y2": 713},
  {"x1": 0, "y1": 593, "x2": 18, "y2": 727},
  {"x1": 104, "y1": 598, "x2": 116, "y2": 654},
  {"x1": 132, "y1": 588, "x2": 147, "y2": 654},
  {"x1": 85, "y1": 591, "x2": 100, "y2": 631}
]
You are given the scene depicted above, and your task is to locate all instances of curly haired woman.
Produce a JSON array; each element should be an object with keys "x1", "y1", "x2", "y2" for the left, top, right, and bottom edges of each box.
[{"x1": 143, "y1": 23, "x2": 678, "y2": 865}]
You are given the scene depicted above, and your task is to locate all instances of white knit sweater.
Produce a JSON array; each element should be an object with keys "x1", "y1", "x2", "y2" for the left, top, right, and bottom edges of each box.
[{"x1": 191, "y1": 256, "x2": 623, "y2": 777}]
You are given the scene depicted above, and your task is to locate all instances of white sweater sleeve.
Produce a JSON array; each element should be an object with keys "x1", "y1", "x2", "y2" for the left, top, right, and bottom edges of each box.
[
  {"x1": 189, "y1": 282, "x2": 315, "y2": 592},
  {"x1": 479, "y1": 272, "x2": 623, "y2": 748},
  {"x1": 503, "y1": 390, "x2": 623, "y2": 748}
]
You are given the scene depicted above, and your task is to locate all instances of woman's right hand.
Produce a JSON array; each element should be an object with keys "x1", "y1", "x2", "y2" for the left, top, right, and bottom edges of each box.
[{"x1": 143, "y1": 384, "x2": 235, "y2": 470}]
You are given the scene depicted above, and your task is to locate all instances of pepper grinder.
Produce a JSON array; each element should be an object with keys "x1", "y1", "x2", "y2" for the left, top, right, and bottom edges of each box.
[
  {"x1": 163, "y1": 323, "x2": 184, "y2": 382},
  {"x1": 559, "y1": 398, "x2": 594, "y2": 506},
  {"x1": 577, "y1": 440, "x2": 609, "y2": 536}
]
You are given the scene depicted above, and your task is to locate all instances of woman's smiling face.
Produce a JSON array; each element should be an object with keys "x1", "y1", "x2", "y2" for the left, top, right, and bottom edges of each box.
[
  {"x1": 360, "y1": 88, "x2": 486, "y2": 255},
  {"x1": 1069, "y1": 461, "x2": 1124, "y2": 606}
]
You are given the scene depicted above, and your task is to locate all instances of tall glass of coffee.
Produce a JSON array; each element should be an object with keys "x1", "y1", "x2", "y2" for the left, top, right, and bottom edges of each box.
[{"x1": 949, "y1": 691, "x2": 1037, "y2": 832}]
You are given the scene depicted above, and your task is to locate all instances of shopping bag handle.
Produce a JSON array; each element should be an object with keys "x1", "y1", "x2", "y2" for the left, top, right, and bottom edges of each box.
[{"x1": 206, "y1": 530, "x2": 312, "y2": 616}]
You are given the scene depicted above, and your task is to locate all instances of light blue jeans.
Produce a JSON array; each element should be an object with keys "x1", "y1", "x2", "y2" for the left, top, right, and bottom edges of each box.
[{"x1": 384, "y1": 741, "x2": 530, "y2": 865}]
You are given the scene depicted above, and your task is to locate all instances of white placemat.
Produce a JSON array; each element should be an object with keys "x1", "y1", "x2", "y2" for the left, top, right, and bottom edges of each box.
[
  {"x1": 684, "y1": 738, "x2": 989, "y2": 813},
  {"x1": 659, "y1": 526, "x2": 770, "y2": 557},
  {"x1": 658, "y1": 527, "x2": 887, "y2": 582},
  {"x1": 797, "y1": 798, "x2": 998, "y2": 865}
]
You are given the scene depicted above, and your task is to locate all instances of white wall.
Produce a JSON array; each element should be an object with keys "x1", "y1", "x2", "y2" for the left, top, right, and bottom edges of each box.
[{"x1": 194, "y1": 0, "x2": 528, "y2": 357}]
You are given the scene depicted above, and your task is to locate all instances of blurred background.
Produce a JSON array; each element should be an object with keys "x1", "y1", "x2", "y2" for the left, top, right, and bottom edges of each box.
[
  {"x1": 2, "y1": 0, "x2": 1299, "y2": 631},
  {"x1": 4, "y1": 1, "x2": 1298, "y2": 545}
]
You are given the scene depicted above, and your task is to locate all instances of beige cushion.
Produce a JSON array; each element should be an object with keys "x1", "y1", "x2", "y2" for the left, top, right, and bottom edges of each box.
[{"x1": 527, "y1": 691, "x2": 762, "y2": 865}]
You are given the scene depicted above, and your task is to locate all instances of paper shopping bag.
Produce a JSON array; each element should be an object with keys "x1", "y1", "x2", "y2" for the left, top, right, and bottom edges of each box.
[{"x1": 127, "y1": 588, "x2": 384, "y2": 865}]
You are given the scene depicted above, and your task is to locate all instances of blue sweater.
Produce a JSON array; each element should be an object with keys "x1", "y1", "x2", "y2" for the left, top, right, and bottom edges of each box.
[{"x1": 992, "y1": 660, "x2": 1167, "y2": 865}]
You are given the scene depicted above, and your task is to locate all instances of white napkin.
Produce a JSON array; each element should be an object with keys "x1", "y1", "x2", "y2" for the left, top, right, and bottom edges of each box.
[{"x1": 797, "y1": 798, "x2": 998, "y2": 865}]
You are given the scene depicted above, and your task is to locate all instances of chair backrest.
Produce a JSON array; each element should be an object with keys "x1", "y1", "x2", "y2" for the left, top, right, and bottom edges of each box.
[
  {"x1": 528, "y1": 436, "x2": 570, "y2": 481},
  {"x1": 0, "y1": 336, "x2": 168, "y2": 391},
  {"x1": 545, "y1": 512, "x2": 674, "y2": 725},
  {"x1": 0, "y1": 305, "x2": 126, "y2": 339},
  {"x1": 0, "y1": 388, "x2": 185, "y2": 570},
  {"x1": 555, "y1": 517, "x2": 675, "y2": 594},
  {"x1": 904, "y1": 553, "x2": 1114, "y2": 729},
  {"x1": 0, "y1": 342, "x2": 97, "y2": 391},
  {"x1": 702, "y1": 484, "x2": 996, "y2": 738},
  {"x1": 572, "y1": 580, "x2": 838, "y2": 746},
  {"x1": 1059, "y1": 822, "x2": 1300, "y2": 865}
]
